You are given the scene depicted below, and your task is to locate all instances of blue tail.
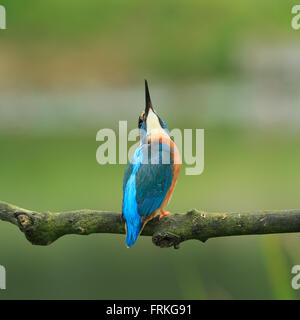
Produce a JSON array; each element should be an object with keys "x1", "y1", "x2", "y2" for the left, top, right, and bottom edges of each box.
[{"x1": 126, "y1": 220, "x2": 143, "y2": 248}]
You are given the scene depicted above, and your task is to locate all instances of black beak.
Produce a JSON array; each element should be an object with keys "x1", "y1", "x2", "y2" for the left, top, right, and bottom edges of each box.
[{"x1": 145, "y1": 79, "x2": 153, "y2": 115}]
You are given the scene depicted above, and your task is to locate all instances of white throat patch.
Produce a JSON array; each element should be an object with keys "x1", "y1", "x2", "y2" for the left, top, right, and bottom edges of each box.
[{"x1": 146, "y1": 109, "x2": 161, "y2": 133}]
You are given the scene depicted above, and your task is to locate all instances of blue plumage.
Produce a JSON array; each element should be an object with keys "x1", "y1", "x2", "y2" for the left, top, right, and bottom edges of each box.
[
  {"x1": 122, "y1": 147, "x2": 144, "y2": 247},
  {"x1": 122, "y1": 142, "x2": 173, "y2": 247}
]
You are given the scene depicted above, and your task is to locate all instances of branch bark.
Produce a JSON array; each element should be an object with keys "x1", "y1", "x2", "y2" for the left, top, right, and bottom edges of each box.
[{"x1": 0, "y1": 200, "x2": 300, "y2": 248}]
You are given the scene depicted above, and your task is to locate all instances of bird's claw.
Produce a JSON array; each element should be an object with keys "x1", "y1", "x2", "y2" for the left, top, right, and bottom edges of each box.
[{"x1": 159, "y1": 210, "x2": 171, "y2": 221}]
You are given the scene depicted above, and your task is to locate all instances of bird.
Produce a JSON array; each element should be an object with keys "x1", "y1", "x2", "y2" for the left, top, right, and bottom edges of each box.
[{"x1": 122, "y1": 80, "x2": 181, "y2": 247}]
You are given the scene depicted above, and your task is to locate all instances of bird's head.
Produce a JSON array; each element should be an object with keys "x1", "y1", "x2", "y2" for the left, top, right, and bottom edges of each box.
[{"x1": 138, "y1": 80, "x2": 169, "y2": 143}]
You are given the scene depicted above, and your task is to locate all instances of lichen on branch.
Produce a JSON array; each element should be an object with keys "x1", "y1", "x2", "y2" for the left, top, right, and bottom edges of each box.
[{"x1": 0, "y1": 200, "x2": 300, "y2": 249}]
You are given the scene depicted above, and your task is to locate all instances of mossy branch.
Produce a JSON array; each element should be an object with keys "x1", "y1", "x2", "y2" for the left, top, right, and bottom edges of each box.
[{"x1": 0, "y1": 200, "x2": 300, "y2": 248}]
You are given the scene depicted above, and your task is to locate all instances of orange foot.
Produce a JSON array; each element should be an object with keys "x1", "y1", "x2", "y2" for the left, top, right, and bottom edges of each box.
[{"x1": 159, "y1": 210, "x2": 171, "y2": 221}]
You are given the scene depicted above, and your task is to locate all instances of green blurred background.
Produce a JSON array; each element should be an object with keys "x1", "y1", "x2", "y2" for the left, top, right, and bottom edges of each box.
[{"x1": 0, "y1": 0, "x2": 300, "y2": 299}]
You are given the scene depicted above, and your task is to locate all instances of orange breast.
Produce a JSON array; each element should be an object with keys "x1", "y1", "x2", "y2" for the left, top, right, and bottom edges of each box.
[
  {"x1": 160, "y1": 140, "x2": 181, "y2": 208},
  {"x1": 148, "y1": 130, "x2": 181, "y2": 216}
]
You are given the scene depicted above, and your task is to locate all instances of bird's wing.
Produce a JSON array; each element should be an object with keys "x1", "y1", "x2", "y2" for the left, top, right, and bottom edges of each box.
[
  {"x1": 135, "y1": 142, "x2": 173, "y2": 218},
  {"x1": 122, "y1": 160, "x2": 133, "y2": 191}
]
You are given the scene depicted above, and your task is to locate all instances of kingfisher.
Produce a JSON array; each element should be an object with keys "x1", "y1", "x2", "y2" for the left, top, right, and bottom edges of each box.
[{"x1": 122, "y1": 80, "x2": 181, "y2": 247}]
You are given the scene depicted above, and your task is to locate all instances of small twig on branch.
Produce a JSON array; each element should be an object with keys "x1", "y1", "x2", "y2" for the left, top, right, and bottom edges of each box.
[{"x1": 0, "y1": 200, "x2": 300, "y2": 249}]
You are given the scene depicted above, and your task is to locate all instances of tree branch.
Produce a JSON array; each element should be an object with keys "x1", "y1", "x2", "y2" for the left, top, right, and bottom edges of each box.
[{"x1": 0, "y1": 200, "x2": 300, "y2": 248}]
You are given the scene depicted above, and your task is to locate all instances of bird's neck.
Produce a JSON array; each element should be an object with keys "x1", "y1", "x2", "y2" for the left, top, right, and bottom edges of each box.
[{"x1": 139, "y1": 128, "x2": 170, "y2": 145}]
